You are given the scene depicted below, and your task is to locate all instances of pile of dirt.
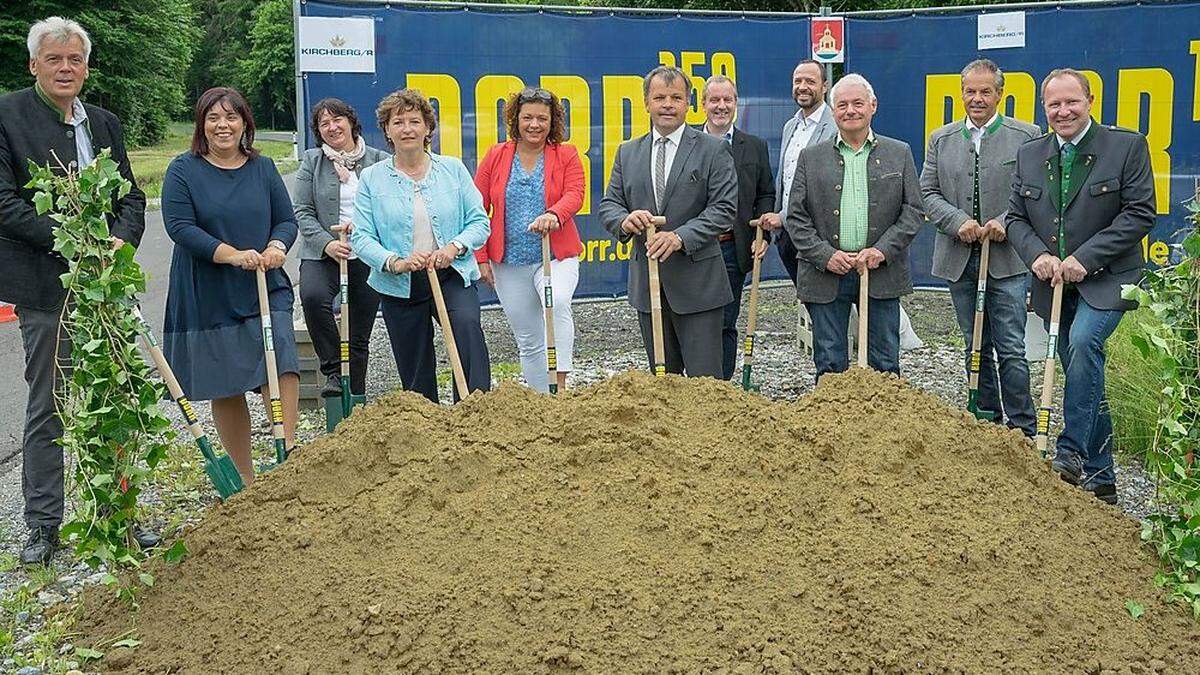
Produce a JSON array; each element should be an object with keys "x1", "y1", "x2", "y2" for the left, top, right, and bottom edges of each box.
[{"x1": 80, "y1": 369, "x2": 1200, "y2": 672}]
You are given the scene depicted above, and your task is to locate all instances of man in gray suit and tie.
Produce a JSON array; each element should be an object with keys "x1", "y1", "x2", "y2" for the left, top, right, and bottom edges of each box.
[
  {"x1": 921, "y1": 59, "x2": 1041, "y2": 436},
  {"x1": 773, "y1": 59, "x2": 835, "y2": 284},
  {"x1": 600, "y1": 65, "x2": 738, "y2": 378},
  {"x1": 1008, "y1": 68, "x2": 1156, "y2": 504},
  {"x1": 783, "y1": 74, "x2": 924, "y2": 380}
]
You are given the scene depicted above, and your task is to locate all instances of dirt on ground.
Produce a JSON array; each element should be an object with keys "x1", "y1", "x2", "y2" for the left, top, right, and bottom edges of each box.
[{"x1": 78, "y1": 369, "x2": 1200, "y2": 673}]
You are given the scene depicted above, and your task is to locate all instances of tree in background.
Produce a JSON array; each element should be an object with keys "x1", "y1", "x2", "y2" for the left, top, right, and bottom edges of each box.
[
  {"x1": 239, "y1": 0, "x2": 295, "y2": 131},
  {"x1": 0, "y1": 1, "x2": 198, "y2": 146}
]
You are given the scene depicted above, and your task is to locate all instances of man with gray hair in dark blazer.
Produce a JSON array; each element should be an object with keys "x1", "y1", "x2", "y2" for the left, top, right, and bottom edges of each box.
[
  {"x1": 922, "y1": 59, "x2": 1041, "y2": 436},
  {"x1": 784, "y1": 73, "x2": 924, "y2": 381},
  {"x1": 1007, "y1": 68, "x2": 1156, "y2": 504}
]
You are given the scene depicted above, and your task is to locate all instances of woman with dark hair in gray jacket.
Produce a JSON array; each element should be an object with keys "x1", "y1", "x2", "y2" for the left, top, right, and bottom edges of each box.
[{"x1": 293, "y1": 98, "x2": 390, "y2": 399}]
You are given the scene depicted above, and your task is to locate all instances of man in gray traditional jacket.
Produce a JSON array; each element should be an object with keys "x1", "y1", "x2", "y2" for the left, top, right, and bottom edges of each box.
[{"x1": 921, "y1": 59, "x2": 1041, "y2": 436}]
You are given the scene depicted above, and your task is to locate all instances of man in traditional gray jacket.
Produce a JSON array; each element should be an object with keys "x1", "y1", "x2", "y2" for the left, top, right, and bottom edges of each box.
[
  {"x1": 921, "y1": 59, "x2": 1041, "y2": 436},
  {"x1": 600, "y1": 65, "x2": 737, "y2": 377},
  {"x1": 784, "y1": 74, "x2": 924, "y2": 380},
  {"x1": 1007, "y1": 68, "x2": 1156, "y2": 504}
]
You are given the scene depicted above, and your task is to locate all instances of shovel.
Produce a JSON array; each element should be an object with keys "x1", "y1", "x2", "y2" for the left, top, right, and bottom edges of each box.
[
  {"x1": 132, "y1": 306, "x2": 244, "y2": 499},
  {"x1": 1035, "y1": 282, "x2": 1065, "y2": 459},
  {"x1": 966, "y1": 239, "x2": 999, "y2": 421},
  {"x1": 541, "y1": 233, "x2": 559, "y2": 395},
  {"x1": 856, "y1": 264, "x2": 869, "y2": 368},
  {"x1": 256, "y1": 268, "x2": 289, "y2": 465},
  {"x1": 325, "y1": 225, "x2": 366, "y2": 431},
  {"x1": 740, "y1": 218, "x2": 765, "y2": 392},
  {"x1": 427, "y1": 266, "x2": 471, "y2": 401},
  {"x1": 646, "y1": 216, "x2": 668, "y2": 377}
]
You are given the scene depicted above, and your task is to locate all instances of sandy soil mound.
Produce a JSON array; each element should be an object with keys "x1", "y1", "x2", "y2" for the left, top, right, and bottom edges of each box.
[{"x1": 80, "y1": 369, "x2": 1200, "y2": 673}]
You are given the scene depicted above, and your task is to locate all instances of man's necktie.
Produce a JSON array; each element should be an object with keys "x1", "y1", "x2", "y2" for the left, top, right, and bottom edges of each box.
[{"x1": 654, "y1": 136, "x2": 668, "y2": 212}]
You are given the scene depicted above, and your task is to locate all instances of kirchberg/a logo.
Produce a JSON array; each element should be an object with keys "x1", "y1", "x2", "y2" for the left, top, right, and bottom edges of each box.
[{"x1": 300, "y1": 35, "x2": 375, "y2": 58}]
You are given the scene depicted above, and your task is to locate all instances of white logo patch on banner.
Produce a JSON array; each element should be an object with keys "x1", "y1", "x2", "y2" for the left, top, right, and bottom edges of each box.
[
  {"x1": 977, "y1": 11, "x2": 1026, "y2": 50},
  {"x1": 298, "y1": 17, "x2": 376, "y2": 73}
]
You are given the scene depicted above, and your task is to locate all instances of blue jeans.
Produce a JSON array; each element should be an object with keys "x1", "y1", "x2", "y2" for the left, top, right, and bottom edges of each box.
[
  {"x1": 720, "y1": 239, "x2": 746, "y2": 380},
  {"x1": 1049, "y1": 290, "x2": 1124, "y2": 488},
  {"x1": 805, "y1": 269, "x2": 900, "y2": 381},
  {"x1": 947, "y1": 250, "x2": 1035, "y2": 436}
]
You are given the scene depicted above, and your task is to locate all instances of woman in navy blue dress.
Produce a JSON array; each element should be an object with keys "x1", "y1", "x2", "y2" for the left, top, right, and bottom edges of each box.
[{"x1": 161, "y1": 87, "x2": 300, "y2": 484}]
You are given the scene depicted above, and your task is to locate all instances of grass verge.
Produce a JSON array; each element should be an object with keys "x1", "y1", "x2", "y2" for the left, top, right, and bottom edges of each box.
[
  {"x1": 128, "y1": 123, "x2": 299, "y2": 202},
  {"x1": 1107, "y1": 306, "x2": 1163, "y2": 462}
]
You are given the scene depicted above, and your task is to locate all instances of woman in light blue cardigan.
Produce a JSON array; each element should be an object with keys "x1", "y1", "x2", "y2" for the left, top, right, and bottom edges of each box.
[{"x1": 351, "y1": 89, "x2": 491, "y2": 403}]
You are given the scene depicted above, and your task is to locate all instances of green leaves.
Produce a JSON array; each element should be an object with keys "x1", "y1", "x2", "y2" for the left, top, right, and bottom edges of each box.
[
  {"x1": 1125, "y1": 600, "x2": 1145, "y2": 620},
  {"x1": 27, "y1": 150, "x2": 173, "y2": 584}
]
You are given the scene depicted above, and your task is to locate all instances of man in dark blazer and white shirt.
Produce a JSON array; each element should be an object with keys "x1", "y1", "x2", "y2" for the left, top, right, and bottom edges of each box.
[
  {"x1": 773, "y1": 59, "x2": 836, "y2": 285},
  {"x1": 600, "y1": 65, "x2": 738, "y2": 378},
  {"x1": 1007, "y1": 68, "x2": 1156, "y2": 504},
  {"x1": 0, "y1": 18, "x2": 146, "y2": 565},
  {"x1": 784, "y1": 74, "x2": 924, "y2": 380},
  {"x1": 699, "y1": 75, "x2": 775, "y2": 380}
]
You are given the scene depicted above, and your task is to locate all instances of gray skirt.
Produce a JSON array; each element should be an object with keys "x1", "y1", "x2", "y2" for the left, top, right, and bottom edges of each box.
[{"x1": 164, "y1": 311, "x2": 301, "y2": 401}]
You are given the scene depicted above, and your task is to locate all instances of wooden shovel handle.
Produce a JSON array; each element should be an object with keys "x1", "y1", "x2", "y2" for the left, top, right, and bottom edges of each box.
[
  {"x1": 857, "y1": 265, "x2": 869, "y2": 368},
  {"x1": 256, "y1": 269, "x2": 286, "y2": 450},
  {"x1": 427, "y1": 267, "x2": 470, "y2": 400},
  {"x1": 1036, "y1": 282, "x2": 1065, "y2": 456},
  {"x1": 646, "y1": 216, "x2": 667, "y2": 376}
]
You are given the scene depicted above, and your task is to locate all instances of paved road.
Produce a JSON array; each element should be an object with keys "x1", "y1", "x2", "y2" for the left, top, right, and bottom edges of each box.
[{"x1": 0, "y1": 173, "x2": 299, "y2": 467}]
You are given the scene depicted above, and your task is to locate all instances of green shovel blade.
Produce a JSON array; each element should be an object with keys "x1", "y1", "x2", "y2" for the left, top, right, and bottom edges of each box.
[
  {"x1": 197, "y1": 436, "x2": 244, "y2": 499},
  {"x1": 966, "y1": 389, "x2": 998, "y2": 422}
]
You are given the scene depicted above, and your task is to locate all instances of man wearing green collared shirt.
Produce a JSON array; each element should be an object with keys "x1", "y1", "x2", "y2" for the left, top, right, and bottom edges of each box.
[
  {"x1": 836, "y1": 131, "x2": 874, "y2": 253},
  {"x1": 782, "y1": 73, "x2": 925, "y2": 381}
]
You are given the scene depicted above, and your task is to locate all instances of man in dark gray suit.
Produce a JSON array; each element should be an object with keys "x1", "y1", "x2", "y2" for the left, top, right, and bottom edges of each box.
[
  {"x1": 600, "y1": 65, "x2": 737, "y2": 378},
  {"x1": 0, "y1": 18, "x2": 146, "y2": 564},
  {"x1": 699, "y1": 75, "x2": 775, "y2": 380},
  {"x1": 783, "y1": 74, "x2": 924, "y2": 380},
  {"x1": 773, "y1": 59, "x2": 835, "y2": 285},
  {"x1": 1007, "y1": 68, "x2": 1156, "y2": 504},
  {"x1": 922, "y1": 59, "x2": 1041, "y2": 436}
]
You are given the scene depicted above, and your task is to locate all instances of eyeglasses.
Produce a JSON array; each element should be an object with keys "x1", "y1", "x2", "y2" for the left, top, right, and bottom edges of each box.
[{"x1": 517, "y1": 88, "x2": 553, "y2": 104}]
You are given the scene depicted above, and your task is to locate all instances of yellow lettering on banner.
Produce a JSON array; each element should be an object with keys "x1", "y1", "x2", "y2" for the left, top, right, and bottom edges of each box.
[
  {"x1": 1116, "y1": 68, "x2": 1173, "y2": 213},
  {"x1": 1079, "y1": 70, "x2": 1104, "y2": 122},
  {"x1": 616, "y1": 239, "x2": 632, "y2": 261},
  {"x1": 999, "y1": 72, "x2": 1036, "y2": 125},
  {"x1": 602, "y1": 75, "x2": 650, "y2": 193},
  {"x1": 406, "y1": 74, "x2": 462, "y2": 159},
  {"x1": 542, "y1": 75, "x2": 592, "y2": 215},
  {"x1": 1148, "y1": 240, "x2": 1170, "y2": 266},
  {"x1": 475, "y1": 75, "x2": 525, "y2": 166},
  {"x1": 680, "y1": 51, "x2": 707, "y2": 125},
  {"x1": 1191, "y1": 40, "x2": 1200, "y2": 121},
  {"x1": 658, "y1": 51, "x2": 676, "y2": 68},
  {"x1": 923, "y1": 74, "x2": 962, "y2": 146},
  {"x1": 711, "y1": 52, "x2": 737, "y2": 82}
]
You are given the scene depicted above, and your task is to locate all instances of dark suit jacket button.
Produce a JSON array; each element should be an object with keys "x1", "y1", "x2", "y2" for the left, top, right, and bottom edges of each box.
[
  {"x1": 1024, "y1": 190, "x2": 1032, "y2": 196},
  {"x1": 833, "y1": 209, "x2": 840, "y2": 216},
  {"x1": 835, "y1": 185, "x2": 842, "y2": 191},
  {"x1": 1050, "y1": 235, "x2": 1057, "y2": 242},
  {"x1": 66, "y1": 129, "x2": 74, "y2": 138}
]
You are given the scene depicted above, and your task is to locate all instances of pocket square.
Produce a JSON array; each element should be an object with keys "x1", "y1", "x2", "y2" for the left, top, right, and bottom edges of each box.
[
  {"x1": 880, "y1": 171, "x2": 902, "y2": 179},
  {"x1": 688, "y1": 169, "x2": 700, "y2": 182}
]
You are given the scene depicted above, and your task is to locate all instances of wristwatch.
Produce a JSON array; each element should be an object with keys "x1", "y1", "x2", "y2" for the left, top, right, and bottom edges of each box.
[
  {"x1": 449, "y1": 240, "x2": 467, "y2": 258},
  {"x1": 267, "y1": 240, "x2": 287, "y2": 252}
]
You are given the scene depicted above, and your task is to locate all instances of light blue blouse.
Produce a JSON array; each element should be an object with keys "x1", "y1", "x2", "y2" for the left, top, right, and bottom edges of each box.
[
  {"x1": 351, "y1": 153, "x2": 491, "y2": 298},
  {"x1": 502, "y1": 153, "x2": 545, "y2": 266}
]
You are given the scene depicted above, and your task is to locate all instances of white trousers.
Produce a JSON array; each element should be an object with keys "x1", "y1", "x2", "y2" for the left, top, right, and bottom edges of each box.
[{"x1": 492, "y1": 257, "x2": 579, "y2": 392}]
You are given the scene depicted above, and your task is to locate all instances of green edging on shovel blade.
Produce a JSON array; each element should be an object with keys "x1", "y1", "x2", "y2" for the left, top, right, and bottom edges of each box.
[{"x1": 197, "y1": 435, "x2": 244, "y2": 499}]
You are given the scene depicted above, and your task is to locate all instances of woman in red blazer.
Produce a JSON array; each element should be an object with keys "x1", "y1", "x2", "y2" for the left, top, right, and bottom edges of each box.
[{"x1": 474, "y1": 87, "x2": 584, "y2": 393}]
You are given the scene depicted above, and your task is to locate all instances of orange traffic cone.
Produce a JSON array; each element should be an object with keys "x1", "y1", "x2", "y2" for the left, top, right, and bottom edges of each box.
[{"x1": 0, "y1": 303, "x2": 15, "y2": 324}]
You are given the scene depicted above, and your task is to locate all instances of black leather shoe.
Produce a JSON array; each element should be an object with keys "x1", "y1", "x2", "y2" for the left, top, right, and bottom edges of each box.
[
  {"x1": 320, "y1": 373, "x2": 342, "y2": 398},
  {"x1": 1086, "y1": 482, "x2": 1118, "y2": 505},
  {"x1": 1051, "y1": 452, "x2": 1084, "y2": 485},
  {"x1": 20, "y1": 525, "x2": 58, "y2": 566},
  {"x1": 134, "y1": 528, "x2": 161, "y2": 550}
]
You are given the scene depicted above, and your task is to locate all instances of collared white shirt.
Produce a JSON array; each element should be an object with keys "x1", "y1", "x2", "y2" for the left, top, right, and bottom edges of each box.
[
  {"x1": 703, "y1": 123, "x2": 733, "y2": 145},
  {"x1": 1055, "y1": 118, "x2": 1092, "y2": 149},
  {"x1": 965, "y1": 112, "x2": 998, "y2": 153},
  {"x1": 67, "y1": 98, "x2": 93, "y2": 167},
  {"x1": 782, "y1": 102, "x2": 826, "y2": 204},
  {"x1": 650, "y1": 123, "x2": 687, "y2": 190}
]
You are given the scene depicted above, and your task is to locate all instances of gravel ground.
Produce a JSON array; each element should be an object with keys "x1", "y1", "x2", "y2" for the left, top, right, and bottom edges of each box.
[{"x1": 0, "y1": 286, "x2": 1163, "y2": 671}]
